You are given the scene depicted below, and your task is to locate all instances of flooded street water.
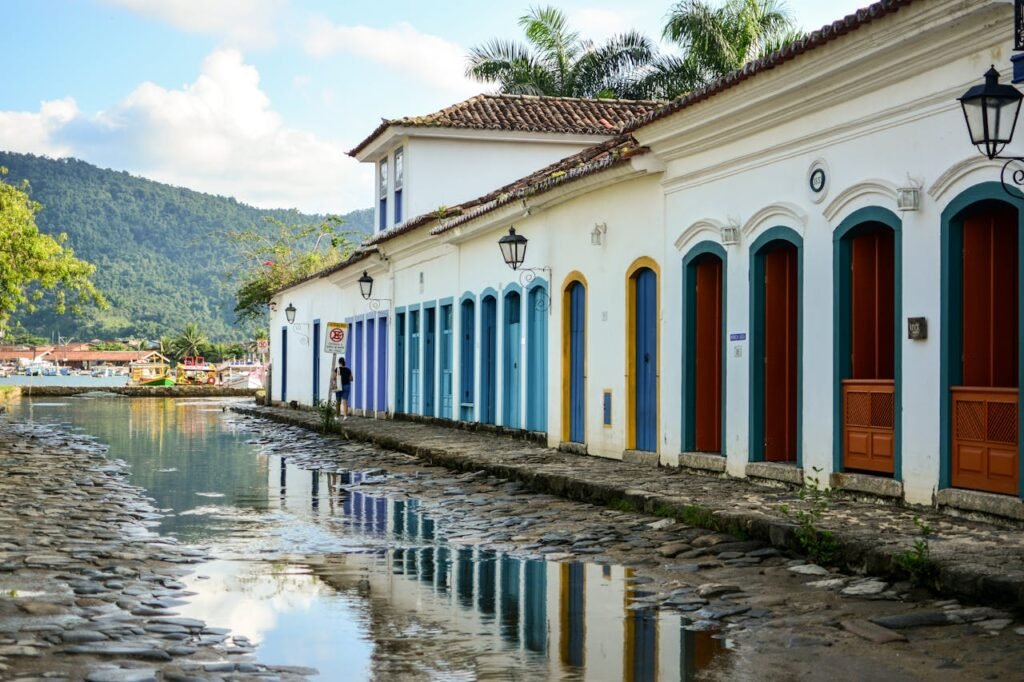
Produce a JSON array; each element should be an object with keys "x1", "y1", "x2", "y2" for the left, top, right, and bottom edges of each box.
[{"x1": 10, "y1": 397, "x2": 730, "y2": 680}]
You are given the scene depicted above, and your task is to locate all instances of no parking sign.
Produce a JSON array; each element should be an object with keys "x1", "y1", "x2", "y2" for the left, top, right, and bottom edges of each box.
[{"x1": 324, "y1": 322, "x2": 349, "y2": 355}]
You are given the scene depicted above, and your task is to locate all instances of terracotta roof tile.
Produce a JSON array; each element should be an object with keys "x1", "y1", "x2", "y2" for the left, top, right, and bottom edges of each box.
[
  {"x1": 349, "y1": 94, "x2": 664, "y2": 156},
  {"x1": 624, "y1": 0, "x2": 915, "y2": 134}
]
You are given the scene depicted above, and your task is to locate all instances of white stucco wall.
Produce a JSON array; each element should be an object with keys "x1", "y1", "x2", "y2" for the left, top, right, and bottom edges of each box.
[{"x1": 276, "y1": 0, "x2": 1022, "y2": 505}]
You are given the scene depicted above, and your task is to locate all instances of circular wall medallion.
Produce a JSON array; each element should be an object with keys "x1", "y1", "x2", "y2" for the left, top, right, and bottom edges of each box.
[{"x1": 809, "y1": 168, "x2": 826, "y2": 193}]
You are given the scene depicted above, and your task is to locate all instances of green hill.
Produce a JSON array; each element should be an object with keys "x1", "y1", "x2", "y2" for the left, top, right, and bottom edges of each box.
[{"x1": 0, "y1": 152, "x2": 371, "y2": 342}]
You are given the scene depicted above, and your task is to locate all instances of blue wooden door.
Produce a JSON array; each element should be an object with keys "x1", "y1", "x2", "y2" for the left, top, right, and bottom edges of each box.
[
  {"x1": 280, "y1": 326, "x2": 288, "y2": 403},
  {"x1": 635, "y1": 268, "x2": 658, "y2": 451},
  {"x1": 423, "y1": 307, "x2": 436, "y2": 417},
  {"x1": 354, "y1": 320, "x2": 363, "y2": 410},
  {"x1": 409, "y1": 310, "x2": 421, "y2": 413},
  {"x1": 312, "y1": 321, "x2": 321, "y2": 405},
  {"x1": 503, "y1": 291, "x2": 522, "y2": 428},
  {"x1": 569, "y1": 282, "x2": 586, "y2": 443},
  {"x1": 441, "y1": 304, "x2": 453, "y2": 419},
  {"x1": 395, "y1": 313, "x2": 405, "y2": 413},
  {"x1": 365, "y1": 319, "x2": 376, "y2": 412},
  {"x1": 481, "y1": 296, "x2": 497, "y2": 424},
  {"x1": 526, "y1": 287, "x2": 547, "y2": 432},
  {"x1": 377, "y1": 318, "x2": 388, "y2": 412},
  {"x1": 460, "y1": 300, "x2": 475, "y2": 421}
]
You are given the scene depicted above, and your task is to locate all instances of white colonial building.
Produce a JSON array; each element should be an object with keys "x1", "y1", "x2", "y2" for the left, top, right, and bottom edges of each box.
[{"x1": 271, "y1": 0, "x2": 1024, "y2": 519}]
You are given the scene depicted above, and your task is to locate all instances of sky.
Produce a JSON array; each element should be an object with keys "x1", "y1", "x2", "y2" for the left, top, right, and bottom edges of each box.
[{"x1": 2, "y1": 0, "x2": 869, "y2": 214}]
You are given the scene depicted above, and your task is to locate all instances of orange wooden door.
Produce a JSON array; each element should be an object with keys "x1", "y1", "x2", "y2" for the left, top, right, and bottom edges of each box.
[
  {"x1": 763, "y1": 244, "x2": 798, "y2": 463},
  {"x1": 694, "y1": 257, "x2": 722, "y2": 453},
  {"x1": 954, "y1": 206, "x2": 1019, "y2": 495},
  {"x1": 844, "y1": 227, "x2": 895, "y2": 474}
]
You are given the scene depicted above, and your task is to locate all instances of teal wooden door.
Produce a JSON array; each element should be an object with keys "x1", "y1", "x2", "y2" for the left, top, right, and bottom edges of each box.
[
  {"x1": 503, "y1": 291, "x2": 522, "y2": 428},
  {"x1": 481, "y1": 296, "x2": 497, "y2": 424},
  {"x1": 526, "y1": 286, "x2": 547, "y2": 432},
  {"x1": 395, "y1": 313, "x2": 405, "y2": 413},
  {"x1": 423, "y1": 307, "x2": 436, "y2": 417},
  {"x1": 409, "y1": 310, "x2": 420, "y2": 414},
  {"x1": 441, "y1": 304, "x2": 453, "y2": 419}
]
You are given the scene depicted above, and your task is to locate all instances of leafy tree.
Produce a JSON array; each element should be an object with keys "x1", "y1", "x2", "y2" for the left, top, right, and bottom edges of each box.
[
  {"x1": 0, "y1": 152, "x2": 373, "y2": 342},
  {"x1": 0, "y1": 168, "x2": 106, "y2": 330},
  {"x1": 466, "y1": 6, "x2": 657, "y2": 99},
  {"x1": 171, "y1": 322, "x2": 208, "y2": 360},
  {"x1": 644, "y1": 0, "x2": 801, "y2": 97},
  {"x1": 227, "y1": 216, "x2": 362, "y2": 324}
]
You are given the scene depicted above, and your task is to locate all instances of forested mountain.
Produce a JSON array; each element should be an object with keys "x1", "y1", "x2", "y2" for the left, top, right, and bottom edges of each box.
[{"x1": 0, "y1": 152, "x2": 371, "y2": 341}]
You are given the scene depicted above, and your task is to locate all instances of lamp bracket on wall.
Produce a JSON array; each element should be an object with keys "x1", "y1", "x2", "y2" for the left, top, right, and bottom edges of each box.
[
  {"x1": 366, "y1": 298, "x2": 392, "y2": 312},
  {"x1": 998, "y1": 158, "x2": 1024, "y2": 198},
  {"x1": 518, "y1": 266, "x2": 552, "y2": 314},
  {"x1": 289, "y1": 323, "x2": 310, "y2": 347}
]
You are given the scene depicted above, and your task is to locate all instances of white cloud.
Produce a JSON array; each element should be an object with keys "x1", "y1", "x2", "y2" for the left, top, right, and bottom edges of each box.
[
  {"x1": 0, "y1": 49, "x2": 369, "y2": 214},
  {"x1": 570, "y1": 8, "x2": 641, "y2": 42},
  {"x1": 305, "y1": 18, "x2": 479, "y2": 99},
  {"x1": 0, "y1": 98, "x2": 79, "y2": 157},
  {"x1": 101, "y1": 0, "x2": 286, "y2": 49}
]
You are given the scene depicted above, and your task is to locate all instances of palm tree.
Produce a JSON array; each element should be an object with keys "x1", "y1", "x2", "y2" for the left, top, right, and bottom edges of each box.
[
  {"x1": 171, "y1": 323, "x2": 207, "y2": 360},
  {"x1": 466, "y1": 6, "x2": 657, "y2": 99},
  {"x1": 641, "y1": 0, "x2": 802, "y2": 98}
]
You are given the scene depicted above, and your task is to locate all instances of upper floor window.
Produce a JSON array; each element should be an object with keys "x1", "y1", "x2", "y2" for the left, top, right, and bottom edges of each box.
[
  {"x1": 378, "y1": 159, "x2": 388, "y2": 231},
  {"x1": 394, "y1": 147, "x2": 404, "y2": 224}
]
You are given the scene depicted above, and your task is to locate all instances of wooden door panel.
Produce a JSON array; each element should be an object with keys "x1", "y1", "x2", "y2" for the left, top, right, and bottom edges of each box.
[
  {"x1": 763, "y1": 246, "x2": 797, "y2": 463},
  {"x1": 952, "y1": 388, "x2": 1019, "y2": 495},
  {"x1": 694, "y1": 257, "x2": 722, "y2": 453}
]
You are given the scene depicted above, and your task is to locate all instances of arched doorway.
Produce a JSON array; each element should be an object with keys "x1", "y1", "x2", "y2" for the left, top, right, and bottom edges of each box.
[
  {"x1": 835, "y1": 209, "x2": 900, "y2": 476},
  {"x1": 943, "y1": 190, "x2": 1020, "y2": 496},
  {"x1": 750, "y1": 229, "x2": 802, "y2": 464},
  {"x1": 562, "y1": 274, "x2": 587, "y2": 444},
  {"x1": 627, "y1": 259, "x2": 659, "y2": 453},
  {"x1": 682, "y1": 244, "x2": 725, "y2": 454},
  {"x1": 526, "y1": 282, "x2": 548, "y2": 433}
]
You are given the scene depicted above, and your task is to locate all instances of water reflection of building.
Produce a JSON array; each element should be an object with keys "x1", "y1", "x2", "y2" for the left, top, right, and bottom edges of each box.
[{"x1": 275, "y1": 466, "x2": 726, "y2": 680}]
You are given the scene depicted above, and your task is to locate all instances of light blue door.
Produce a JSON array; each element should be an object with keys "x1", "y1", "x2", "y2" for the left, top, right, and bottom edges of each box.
[
  {"x1": 526, "y1": 287, "x2": 547, "y2": 432},
  {"x1": 503, "y1": 291, "x2": 522, "y2": 428},
  {"x1": 409, "y1": 310, "x2": 421, "y2": 414},
  {"x1": 376, "y1": 318, "x2": 388, "y2": 412},
  {"x1": 441, "y1": 304, "x2": 453, "y2": 419},
  {"x1": 635, "y1": 268, "x2": 658, "y2": 451},
  {"x1": 366, "y1": 318, "x2": 375, "y2": 411},
  {"x1": 354, "y1": 320, "x2": 363, "y2": 410},
  {"x1": 423, "y1": 307, "x2": 436, "y2": 417},
  {"x1": 460, "y1": 300, "x2": 475, "y2": 421},
  {"x1": 395, "y1": 313, "x2": 405, "y2": 413},
  {"x1": 481, "y1": 296, "x2": 497, "y2": 424},
  {"x1": 569, "y1": 282, "x2": 585, "y2": 443}
]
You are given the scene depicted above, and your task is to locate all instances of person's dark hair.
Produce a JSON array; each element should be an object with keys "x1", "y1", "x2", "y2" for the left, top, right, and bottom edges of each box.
[{"x1": 339, "y1": 358, "x2": 346, "y2": 367}]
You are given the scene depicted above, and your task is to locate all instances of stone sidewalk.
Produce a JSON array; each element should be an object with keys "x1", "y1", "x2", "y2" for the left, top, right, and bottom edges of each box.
[{"x1": 235, "y1": 404, "x2": 1024, "y2": 610}]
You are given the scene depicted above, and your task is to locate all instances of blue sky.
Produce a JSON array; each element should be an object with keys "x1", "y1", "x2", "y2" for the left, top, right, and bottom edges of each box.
[{"x1": 3, "y1": 1, "x2": 868, "y2": 213}]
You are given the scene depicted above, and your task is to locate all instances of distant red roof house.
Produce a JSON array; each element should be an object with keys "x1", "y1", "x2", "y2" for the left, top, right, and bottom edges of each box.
[{"x1": 348, "y1": 93, "x2": 665, "y2": 157}]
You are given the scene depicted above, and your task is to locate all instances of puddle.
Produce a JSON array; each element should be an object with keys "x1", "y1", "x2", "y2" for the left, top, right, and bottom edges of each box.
[{"x1": 11, "y1": 397, "x2": 731, "y2": 679}]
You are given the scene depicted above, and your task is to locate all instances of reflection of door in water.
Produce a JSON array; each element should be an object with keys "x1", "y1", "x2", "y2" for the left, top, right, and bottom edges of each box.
[
  {"x1": 632, "y1": 268, "x2": 657, "y2": 452},
  {"x1": 481, "y1": 296, "x2": 498, "y2": 424},
  {"x1": 954, "y1": 204, "x2": 1019, "y2": 495},
  {"x1": 503, "y1": 291, "x2": 522, "y2": 428},
  {"x1": 423, "y1": 308, "x2": 436, "y2": 417},
  {"x1": 762, "y1": 243, "x2": 798, "y2": 462},
  {"x1": 567, "y1": 282, "x2": 586, "y2": 443},
  {"x1": 693, "y1": 256, "x2": 722, "y2": 453}
]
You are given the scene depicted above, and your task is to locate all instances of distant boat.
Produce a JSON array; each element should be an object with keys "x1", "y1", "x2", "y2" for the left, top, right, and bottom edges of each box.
[
  {"x1": 129, "y1": 359, "x2": 174, "y2": 386},
  {"x1": 176, "y1": 356, "x2": 218, "y2": 386},
  {"x1": 216, "y1": 362, "x2": 265, "y2": 390}
]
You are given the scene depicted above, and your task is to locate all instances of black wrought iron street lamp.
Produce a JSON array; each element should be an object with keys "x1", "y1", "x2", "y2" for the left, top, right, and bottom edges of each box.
[
  {"x1": 284, "y1": 302, "x2": 296, "y2": 324},
  {"x1": 358, "y1": 271, "x2": 374, "y2": 300},
  {"x1": 498, "y1": 227, "x2": 528, "y2": 271},
  {"x1": 960, "y1": 66, "x2": 1023, "y2": 159},
  {"x1": 959, "y1": 66, "x2": 1024, "y2": 195},
  {"x1": 357, "y1": 270, "x2": 391, "y2": 311},
  {"x1": 497, "y1": 226, "x2": 551, "y2": 313}
]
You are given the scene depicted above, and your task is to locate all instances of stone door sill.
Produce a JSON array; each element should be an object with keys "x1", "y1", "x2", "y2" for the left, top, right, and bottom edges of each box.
[
  {"x1": 936, "y1": 488, "x2": 1024, "y2": 522},
  {"x1": 678, "y1": 452, "x2": 727, "y2": 473},
  {"x1": 745, "y1": 461, "x2": 803, "y2": 487},
  {"x1": 830, "y1": 472, "x2": 903, "y2": 499}
]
